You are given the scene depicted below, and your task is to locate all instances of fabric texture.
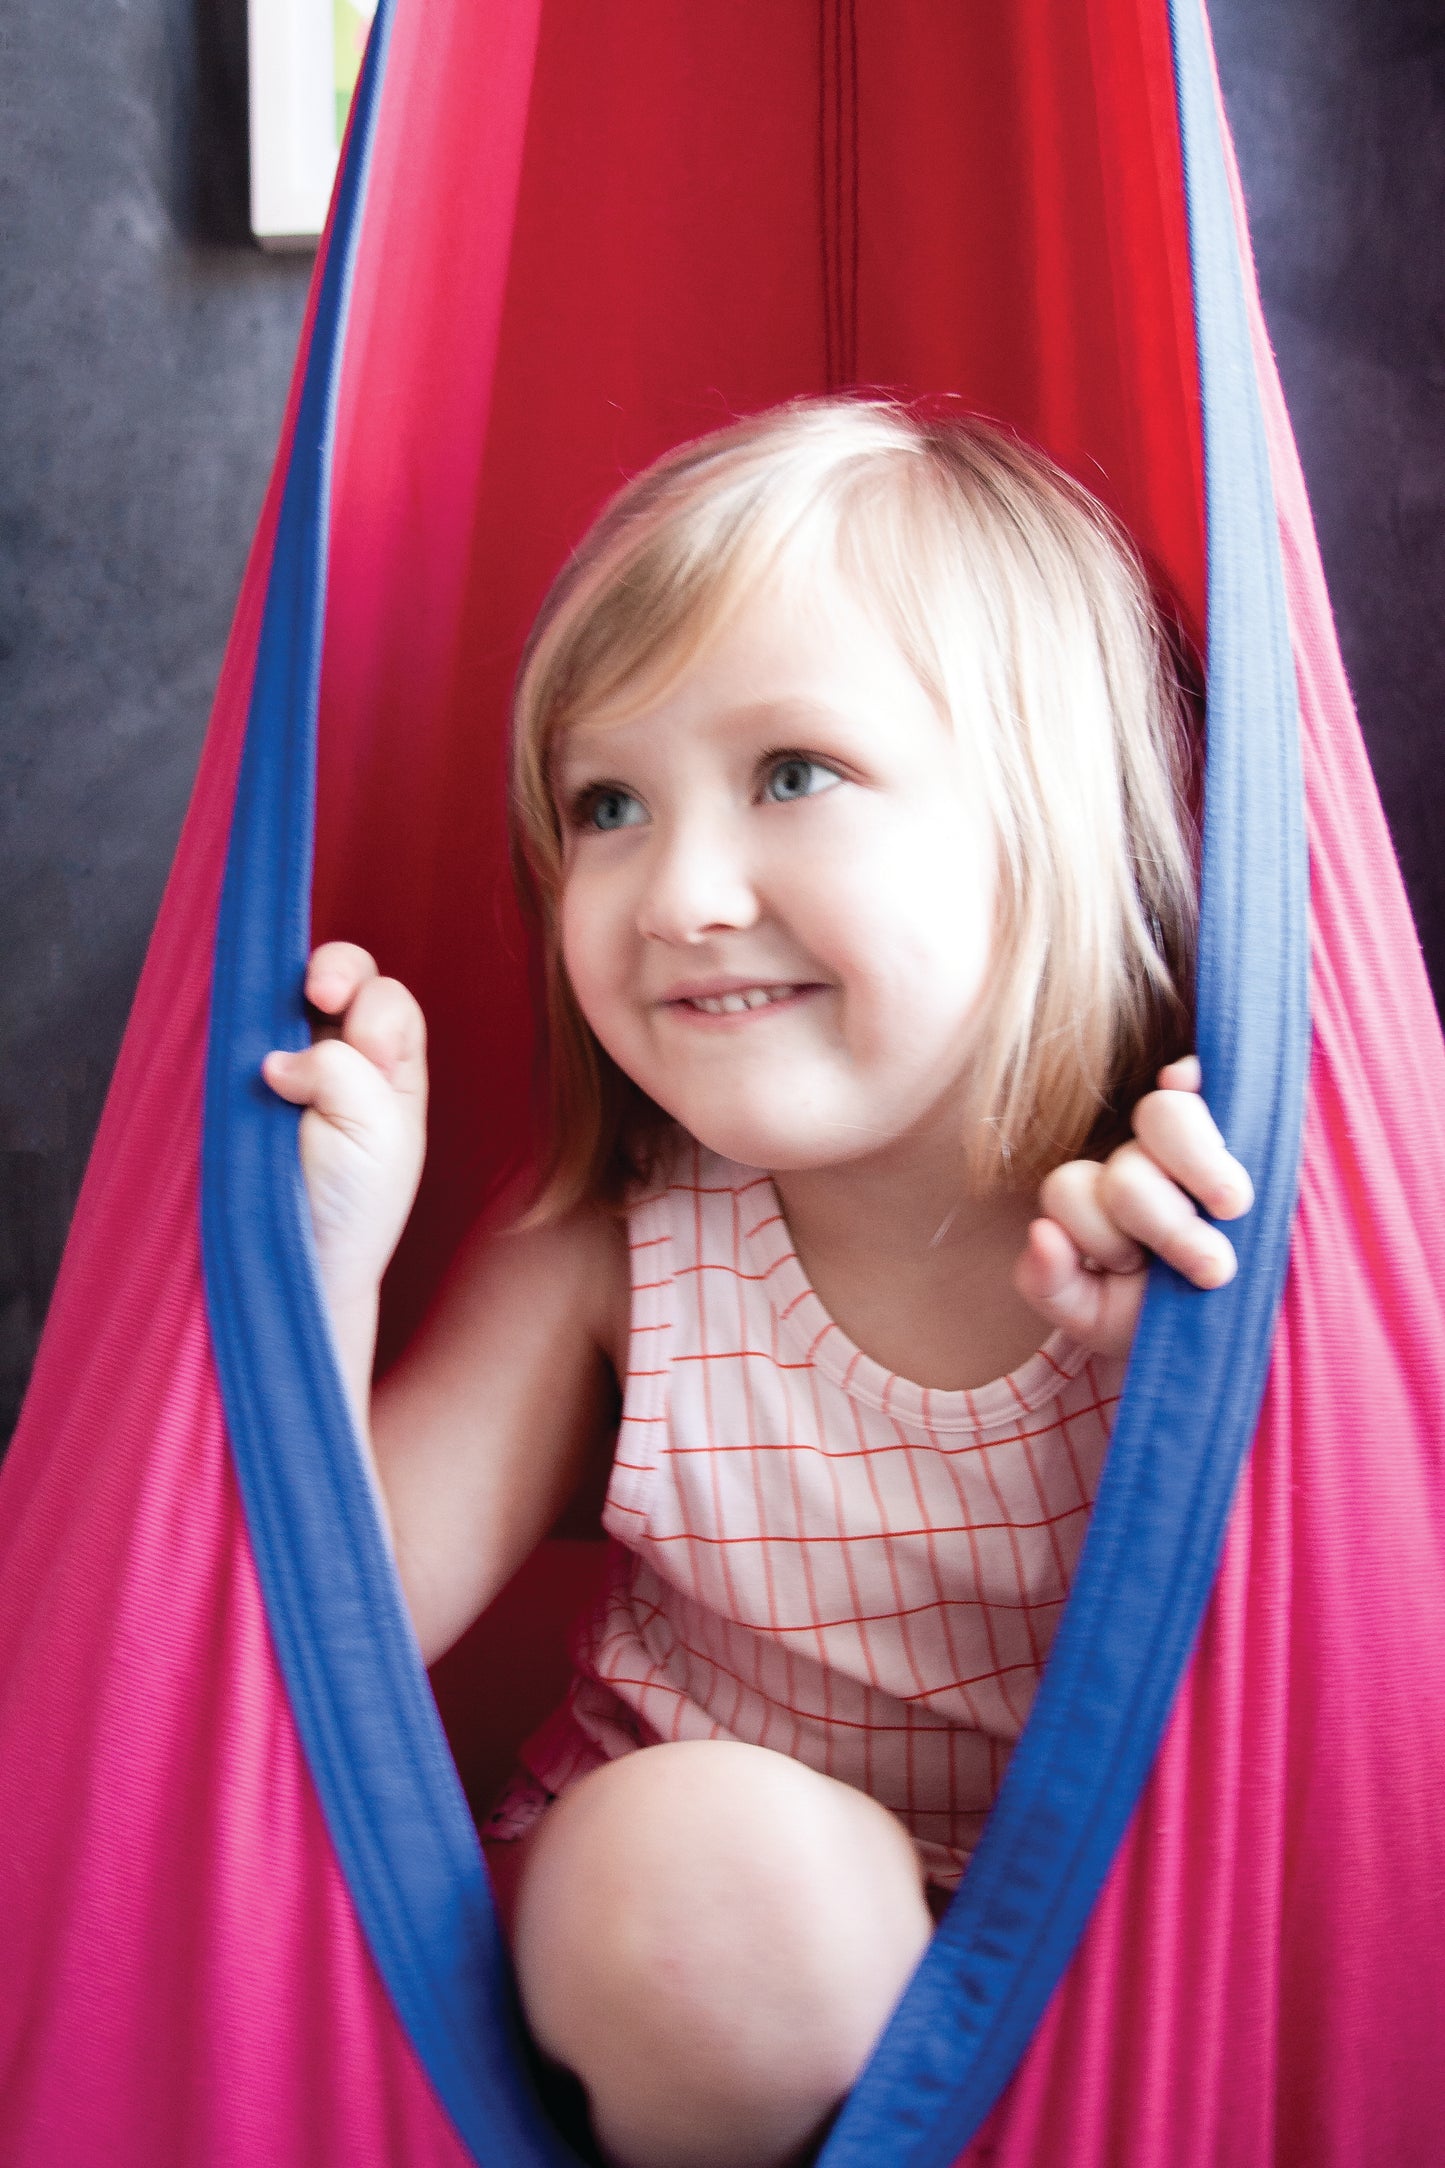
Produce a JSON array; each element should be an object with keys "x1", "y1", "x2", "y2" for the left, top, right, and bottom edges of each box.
[{"x1": 524, "y1": 1143, "x2": 1123, "y2": 1892}]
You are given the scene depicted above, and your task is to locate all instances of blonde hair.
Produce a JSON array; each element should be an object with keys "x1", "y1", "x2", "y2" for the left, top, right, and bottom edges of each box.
[{"x1": 510, "y1": 398, "x2": 1196, "y2": 1217}]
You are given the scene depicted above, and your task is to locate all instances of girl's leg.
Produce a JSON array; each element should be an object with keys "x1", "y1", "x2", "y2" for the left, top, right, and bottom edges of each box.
[{"x1": 509, "y1": 1740, "x2": 933, "y2": 2168}]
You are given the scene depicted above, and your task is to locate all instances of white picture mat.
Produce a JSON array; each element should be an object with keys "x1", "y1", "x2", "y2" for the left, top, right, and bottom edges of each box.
[{"x1": 248, "y1": 0, "x2": 349, "y2": 249}]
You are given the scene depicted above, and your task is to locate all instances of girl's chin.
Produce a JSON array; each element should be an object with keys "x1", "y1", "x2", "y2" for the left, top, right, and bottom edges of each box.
[{"x1": 662, "y1": 1097, "x2": 884, "y2": 1176}]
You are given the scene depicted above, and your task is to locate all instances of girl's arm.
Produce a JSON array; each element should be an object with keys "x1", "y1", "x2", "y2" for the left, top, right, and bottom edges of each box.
[
  {"x1": 370, "y1": 1204, "x2": 625, "y2": 1663},
  {"x1": 264, "y1": 943, "x2": 628, "y2": 1666}
]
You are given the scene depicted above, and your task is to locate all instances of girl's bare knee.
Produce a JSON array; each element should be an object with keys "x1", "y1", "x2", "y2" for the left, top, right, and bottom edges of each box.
[{"x1": 510, "y1": 1741, "x2": 933, "y2": 2168}]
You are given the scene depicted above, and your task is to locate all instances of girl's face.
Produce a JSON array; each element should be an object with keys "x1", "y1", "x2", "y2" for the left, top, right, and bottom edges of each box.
[{"x1": 552, "y1": 562, "x2": 997, "y2": 1177}]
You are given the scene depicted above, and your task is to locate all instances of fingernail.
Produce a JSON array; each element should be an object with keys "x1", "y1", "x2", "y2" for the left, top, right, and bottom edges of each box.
[{"x1": 1217, "y1": 1169, "x2": 1254, "y2": 1217}]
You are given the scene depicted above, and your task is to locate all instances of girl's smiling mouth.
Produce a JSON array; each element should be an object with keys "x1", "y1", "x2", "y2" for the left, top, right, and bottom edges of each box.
[{"x1": 660, "y1": 979, "x2": 823, "y2": 1019}]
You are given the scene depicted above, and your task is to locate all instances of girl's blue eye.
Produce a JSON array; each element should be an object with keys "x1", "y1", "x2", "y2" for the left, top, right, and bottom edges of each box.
[
  {"x1": 579, "y1": 787, "x2": 645, "y2": 832},
  {"x1": 762, "y1": 756, "x2": 839, "y2": 804}
]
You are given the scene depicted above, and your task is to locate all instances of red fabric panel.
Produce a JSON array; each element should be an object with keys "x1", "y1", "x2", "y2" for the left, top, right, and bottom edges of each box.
[{"x1": 855, "y1": 1, "x2": 1203, "y2": 619}]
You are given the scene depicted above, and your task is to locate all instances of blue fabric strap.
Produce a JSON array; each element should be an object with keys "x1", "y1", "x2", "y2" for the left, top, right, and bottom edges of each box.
[{"x1": 200, "y1": 5, "x2": 580, "y2": 2159}]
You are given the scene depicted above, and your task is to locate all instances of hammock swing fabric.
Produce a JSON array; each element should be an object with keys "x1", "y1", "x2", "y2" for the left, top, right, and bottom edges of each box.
[{"x1": 3, "y1": 0, "x2": 1444, "y2": 2160}]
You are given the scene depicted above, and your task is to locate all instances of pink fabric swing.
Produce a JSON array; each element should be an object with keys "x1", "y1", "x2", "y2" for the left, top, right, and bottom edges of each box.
[{"x1": 2, "y1": 2, "x2": 1443, "y2": 2162}]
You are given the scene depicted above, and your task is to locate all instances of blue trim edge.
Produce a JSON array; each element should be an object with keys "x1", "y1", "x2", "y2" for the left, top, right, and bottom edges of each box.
[
  {"x1": 818, "y1": 0, "x2": 1309, "y2": 2155},
  {"x1": 199, "y1": 6, "x2": 581, "y2": 2161}
]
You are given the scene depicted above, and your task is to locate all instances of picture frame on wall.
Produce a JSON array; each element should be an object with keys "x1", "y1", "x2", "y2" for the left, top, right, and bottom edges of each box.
[{"x1": 248, "y1": 0, "x2": 378, "y2": 248}]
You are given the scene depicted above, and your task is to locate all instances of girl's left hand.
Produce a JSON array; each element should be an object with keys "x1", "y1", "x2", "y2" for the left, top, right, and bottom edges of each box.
[{"x1": 1012, "y1": 1057, "x2": 1254, "y2": 1358}]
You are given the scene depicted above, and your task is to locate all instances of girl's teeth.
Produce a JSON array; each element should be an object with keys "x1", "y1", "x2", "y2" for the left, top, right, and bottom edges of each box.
[{"x1": 691, "y1": 985, "x2": 794, "y2": 1014}]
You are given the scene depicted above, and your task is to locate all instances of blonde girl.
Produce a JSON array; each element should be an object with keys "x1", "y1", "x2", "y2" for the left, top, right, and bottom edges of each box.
[{"x1": 263, "y1": 401, "x2": 1251, "y2": 2168}]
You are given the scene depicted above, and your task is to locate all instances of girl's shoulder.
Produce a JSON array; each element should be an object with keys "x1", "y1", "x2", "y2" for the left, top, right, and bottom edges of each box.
[{"x1": 535, "y1": 1202, "x2": 632, "y2": 1377}]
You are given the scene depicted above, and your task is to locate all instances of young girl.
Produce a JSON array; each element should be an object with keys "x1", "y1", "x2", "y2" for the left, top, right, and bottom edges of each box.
[{"x1": 263, "y1": 401, "x2": 1251, "y2": 2168}]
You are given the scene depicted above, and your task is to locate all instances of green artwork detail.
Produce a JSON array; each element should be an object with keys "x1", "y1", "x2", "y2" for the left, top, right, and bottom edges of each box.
[{"x1": 334, "y1": 0, "x2": 378, "y2": 149}]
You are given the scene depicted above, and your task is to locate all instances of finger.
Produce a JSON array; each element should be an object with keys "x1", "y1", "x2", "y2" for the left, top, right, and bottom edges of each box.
[
  {"x1": 261, "y1": 1049, "x2": 309, "y2": 1104},
  {"x1": 304, "y1": 942, "x2": 379, "y2": 1017},
  {"x1": 1156, "y1": 1054, "x2": 1202, "y2": 1093},
  {"x1": 261, "y1": 1037, "x2": 392, "y2": 1130},
  {"x1": 340, "y1": 976, "x2": 428, "y2": 1096},
  {"x1": 1013, "y1": 1219, "x2": 1144, "y2": 1359},
  {"x1": 1098, "y1": 1141, "x2": 1238, "y2": 1288},
  {"x1": 1037, "y1": 1160, "x2": 1147, "y2": 1275},
  {"x1": 1131, "y1": 1089, "x2": 1253, "y2": 1221}
]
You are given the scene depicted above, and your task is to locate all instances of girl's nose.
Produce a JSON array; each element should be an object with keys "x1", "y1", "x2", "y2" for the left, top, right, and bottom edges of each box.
[{"x1": 635, "y1": 821, "x2": 760, "y2": 945}]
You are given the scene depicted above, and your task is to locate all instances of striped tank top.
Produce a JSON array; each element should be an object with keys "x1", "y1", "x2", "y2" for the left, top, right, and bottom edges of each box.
[{"x1": 525, "y1": 1140, "x2": 1123, "y2": 1890}]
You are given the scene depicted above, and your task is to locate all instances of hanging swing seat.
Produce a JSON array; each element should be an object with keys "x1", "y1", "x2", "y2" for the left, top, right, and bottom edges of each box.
[{"x1": 2, "y1": 4, "x2": 1443, "y2": 2165}]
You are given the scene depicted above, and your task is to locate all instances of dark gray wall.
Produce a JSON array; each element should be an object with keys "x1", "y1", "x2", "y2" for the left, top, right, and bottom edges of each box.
[
  {"x1": 2, "y1": 1, "x2": 1442, "y2": 1442},
  {"x1": 1211, "y1": 2, "x2": 1445, "y2": 1007},
  {"x1": 1, "y1": 0, "x2": 309, "y2": 1435}
]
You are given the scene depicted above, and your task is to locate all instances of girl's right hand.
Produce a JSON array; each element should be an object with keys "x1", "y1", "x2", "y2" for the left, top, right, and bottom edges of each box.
[
  {"x1": 1014, "y1": 1057, "x2": 1253, "y2": 1358},
  {"x1": 261, "y1": 942, "x2": 428, "y2": 1309},
  {"x1": 260, "y1": 946, "x2": 621, "y2": 1651}
]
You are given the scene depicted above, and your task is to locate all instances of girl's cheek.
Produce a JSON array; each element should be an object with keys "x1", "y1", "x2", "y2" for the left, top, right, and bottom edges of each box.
[
  {"x1": 559, "y1": 886, "x2": 620, "y2": 1028},
  {"x1": 556, "y1": 891, "x2": 592, "y2": 1003}
]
